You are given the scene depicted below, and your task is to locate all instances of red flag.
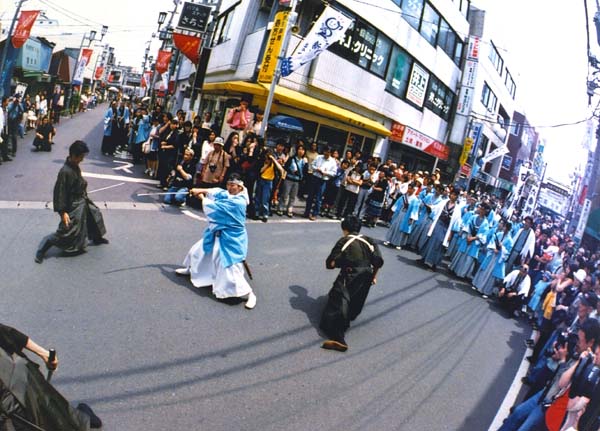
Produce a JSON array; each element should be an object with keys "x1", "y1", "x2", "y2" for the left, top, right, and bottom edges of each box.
[
  {"x1": 155, "y1": 50, "x2": 172, "y2": 74},
  {"x1": 95, "y1": 66, "x2": 104, "y2": 80},
  {"x1": 12, "y1": 10, "x2": 40, "y2": 48},
  {"x1": 173, "y1": 33, "x2": 202, "y2": 64}
]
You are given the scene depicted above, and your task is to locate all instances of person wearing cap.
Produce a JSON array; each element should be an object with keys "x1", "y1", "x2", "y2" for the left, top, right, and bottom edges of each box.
[
  {"x1": 498, "y1": 264, "x2": 532, "y2": 317},
  {"x1": 198, "y1": 136, "x2": 231, "y2": 188},
  {"x1": 175, "y1": 173, "x2": 257, "y2": 309}
]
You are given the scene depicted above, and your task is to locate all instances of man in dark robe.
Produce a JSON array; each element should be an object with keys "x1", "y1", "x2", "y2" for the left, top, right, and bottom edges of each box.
[
  {"x1": 35, "y1": 141, "x2": 108, "y2": 263},
  {"x1": 0, "y1": 323, "x2": 102, "y2": 430},
  {"x1": 320, "y1": 215, "x2": 384, "y2": 352}
]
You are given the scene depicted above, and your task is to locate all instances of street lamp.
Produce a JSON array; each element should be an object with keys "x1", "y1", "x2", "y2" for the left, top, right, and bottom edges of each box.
[
  {"x1": 100, "y1": 25, "x2": 108, "y2": 40},
  {"x1": 157, "y1": 11, "x2": 167, "y2": 30}
]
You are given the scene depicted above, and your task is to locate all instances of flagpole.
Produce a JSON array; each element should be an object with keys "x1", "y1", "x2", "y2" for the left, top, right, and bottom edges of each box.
[
  {"x1": 0, "y1": 0, "x2": 27, "y2": 98},
  {"x1": 258, "y1": 0, "x2": 299, "y2": 138}
]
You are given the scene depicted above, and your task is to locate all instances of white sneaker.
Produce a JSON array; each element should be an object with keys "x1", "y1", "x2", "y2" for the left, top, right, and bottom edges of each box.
[
  {"x1": 175, "y1": 267, "x2": 190, "y2": 276},
  {"x1": 245, "y1": 292, "x2": 257, "y2": 309}
]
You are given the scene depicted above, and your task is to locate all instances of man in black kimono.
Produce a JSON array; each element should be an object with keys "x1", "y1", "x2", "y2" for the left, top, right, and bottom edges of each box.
[
  {"x1": 0, "y1": 323, "x2": 102, "y2": 429},
  {"x1": 320, "y1": 215, "x2": 384, "y2": 352},
  {"x1": 35, "y1": 141, "x2": 108, "y2": 263}
]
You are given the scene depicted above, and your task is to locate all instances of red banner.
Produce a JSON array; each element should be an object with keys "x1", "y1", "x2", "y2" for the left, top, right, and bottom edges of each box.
[
  {"x1": 12, "y1": 10, "x2": 40, "y2": 48},
  {"x1": 173, "y1": 33, "x2": 201, "y2": 64},
  {"x1": 155, "y1": 50, "x2": 172, "y2": 74},
  {"x1": 95, "y1": 66, "x2": 104, "y2": 80},
  {"x1": 141, "y1": 71, "x2": 153, "y2": 88}
]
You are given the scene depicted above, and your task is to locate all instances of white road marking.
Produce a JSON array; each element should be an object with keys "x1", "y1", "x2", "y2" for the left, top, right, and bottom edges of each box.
[
  {"x1": 82, "y1": 172, "x2": 159, "y2": 185},
  {"x1": 113, "y1": 160, "x2": 133, "y2": 174},
  {"x1": 0, "y1": 199, "x2": 341, "y2": 224},
  {"x1": 88, "y1": 182, "x2": 126, "y2": 194},
  {"x1": 0, "y1": 201, "x2": 163, "y2": 211}
]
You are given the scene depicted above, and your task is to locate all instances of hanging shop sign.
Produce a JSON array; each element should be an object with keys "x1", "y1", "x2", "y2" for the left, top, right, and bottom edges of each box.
[
  {"x1": 406, "y1": 63, "x2": 429, "y2": 108},
  {"x1": 258, "y1": 10, "x2": 289, "y2": 83},
  {"x1": 177, "y1": 2, "x2": 211, "y2": 33},
  {"x1": 389, "y1": 122, "x2": 450, "y2": 160}
]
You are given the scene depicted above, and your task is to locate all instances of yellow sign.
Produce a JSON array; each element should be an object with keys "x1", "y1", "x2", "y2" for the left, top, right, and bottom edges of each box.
[
  {"x1": 258, "y1": 11, "x2": 289, "y2": 83},
  {"x1": 459, "y1": 137, "x2": 474, "y2": 166}
]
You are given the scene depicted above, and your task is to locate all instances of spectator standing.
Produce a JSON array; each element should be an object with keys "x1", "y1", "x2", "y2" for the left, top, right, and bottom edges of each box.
[
  {"x1": 304, "y1": 147, "x2": 338, "y2": 221},
  {"x1": 199, "y1": 137, "x2": 230, "y2": 188},
  {"x1": 300, "y1": 141, "x2": 320, "y2": 198},
  {"x1": 278, "y1": 144, "x2": 307, "y2": 217},
  {"x1": 335, "y1": 164, "x2": 362, "y2": 219},
  {"x1": 363, "y1": 170, "x2": 389, "y2": 227},
  {"x1": 156, "y1": 119, "x2": 180, "y2": 189},
  {"x1": 254, "y1": 149, "x2": 284, "y2": 222},
  {"x1": 353, "y1": 163, "x2": 376, "y2": 219},
  {"x1": 6, "y1": 94, "x2": 23, "y2": 157}
]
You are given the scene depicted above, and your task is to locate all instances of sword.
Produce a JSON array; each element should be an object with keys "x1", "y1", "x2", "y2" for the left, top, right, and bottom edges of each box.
[
  {"x1": 136, "y1": 191, "x2": 191, "y2": 196},
  {"x1": 47, "y1": 349, "x2": 56, "y2": 382},
  {"x1": 243, "y1": 260, "x2": 253, "y2": 280}
]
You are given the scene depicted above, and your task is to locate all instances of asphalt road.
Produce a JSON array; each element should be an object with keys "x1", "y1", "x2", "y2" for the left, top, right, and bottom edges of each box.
[{"x1": 0, "y1": 106, "x2": 528, "y2": 430}]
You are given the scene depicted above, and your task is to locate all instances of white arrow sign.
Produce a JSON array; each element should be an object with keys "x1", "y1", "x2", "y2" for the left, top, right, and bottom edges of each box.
[{"x1": 113, "y1": 160, "x2": 133, "y2": 174}]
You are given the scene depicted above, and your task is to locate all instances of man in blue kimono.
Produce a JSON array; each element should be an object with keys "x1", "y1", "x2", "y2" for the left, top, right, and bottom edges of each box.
[{"x1": 176, "y1": 173, "x2": 256, "y2": 309}]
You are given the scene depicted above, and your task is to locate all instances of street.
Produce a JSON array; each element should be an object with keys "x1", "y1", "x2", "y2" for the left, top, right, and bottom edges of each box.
[{"x1": 1, "y1": 105, "x2": 527, "y2": 430}]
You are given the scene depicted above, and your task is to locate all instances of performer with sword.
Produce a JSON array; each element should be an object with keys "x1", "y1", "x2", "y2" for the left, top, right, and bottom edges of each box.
[{"x1": 175, "y1": 173, "x2": 257, "y2": 309}]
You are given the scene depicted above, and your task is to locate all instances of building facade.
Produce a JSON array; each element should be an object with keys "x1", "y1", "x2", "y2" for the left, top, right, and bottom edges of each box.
[{"x1": 199, "y1": 0, "x2": 470, "y2": 177}]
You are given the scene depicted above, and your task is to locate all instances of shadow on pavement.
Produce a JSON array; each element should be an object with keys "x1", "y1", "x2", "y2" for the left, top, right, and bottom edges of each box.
[{"x1": 289, "y1": 284, "x2": 328, "y2": 335}]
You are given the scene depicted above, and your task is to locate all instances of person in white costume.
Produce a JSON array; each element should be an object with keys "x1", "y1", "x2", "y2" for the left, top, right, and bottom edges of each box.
[{"x1": 176, "y1": 173, "x2": 257, "y2": 309}]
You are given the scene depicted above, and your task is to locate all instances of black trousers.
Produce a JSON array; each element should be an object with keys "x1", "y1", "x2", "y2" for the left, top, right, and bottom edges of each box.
[{"x1": 320, "y1": 269, "x2": 373, "y2": 342}]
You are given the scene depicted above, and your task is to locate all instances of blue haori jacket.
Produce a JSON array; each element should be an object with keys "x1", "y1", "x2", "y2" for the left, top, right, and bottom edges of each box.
[{"x1": 202, "y1": 189, "x2": 248, "y2": 268}]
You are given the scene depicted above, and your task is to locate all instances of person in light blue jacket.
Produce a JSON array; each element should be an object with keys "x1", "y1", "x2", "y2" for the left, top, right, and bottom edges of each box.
[{"x1": 384, "y1": 182, "x2": 420, "y2": 249}]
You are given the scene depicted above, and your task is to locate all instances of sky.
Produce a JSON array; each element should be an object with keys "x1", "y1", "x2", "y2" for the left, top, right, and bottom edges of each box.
[{"x1": 0, "y1": 0, "x2": 595, "y2": 184}]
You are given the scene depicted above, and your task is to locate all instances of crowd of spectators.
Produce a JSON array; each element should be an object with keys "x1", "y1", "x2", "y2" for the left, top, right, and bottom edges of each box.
[{"x1": 0, "y1": 88, "x2": 96, "y2": 163}]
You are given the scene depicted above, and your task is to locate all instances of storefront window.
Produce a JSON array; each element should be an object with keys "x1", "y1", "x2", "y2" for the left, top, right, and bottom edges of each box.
[
  {"x1": 316, "y1": 125, "x2": 348, "y2": 153},
  {"x1": 362, "y1": 137, "x2": 375, "y2": 156}
]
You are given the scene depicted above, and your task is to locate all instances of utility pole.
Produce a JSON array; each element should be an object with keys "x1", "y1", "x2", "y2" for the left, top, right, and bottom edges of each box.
[
  {"x1": 189, "y1": 0, "x2": 223, "y2": 116},
  {"x1": 0, "y1": 0, "x2": 27, "y2": 98},
  {"x1": 259, "y1": 0, "x2": 299, "y2": 137},
  {"x1": 150, "y1": 1, "x2": 180, "y2": 109}
]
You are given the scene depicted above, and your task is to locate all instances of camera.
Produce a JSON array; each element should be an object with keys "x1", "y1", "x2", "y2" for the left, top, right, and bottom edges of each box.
[{"x1": 208, "y1": 164, "x2": 217, "y2": 173}]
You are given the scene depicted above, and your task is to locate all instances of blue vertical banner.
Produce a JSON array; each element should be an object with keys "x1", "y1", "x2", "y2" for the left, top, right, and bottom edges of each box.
[{"x1": 0, "y1": 39, "x2": 20, "y2": 97}]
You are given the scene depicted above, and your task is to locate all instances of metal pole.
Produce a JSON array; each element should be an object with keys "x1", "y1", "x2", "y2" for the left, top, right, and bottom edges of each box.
[
  {"x1": 190, "y1": 0, "x2": 223, "y2": 115},
  {"x1": 0, "y1": 0, "x2": 27, "y2": 98},
  {"x1": 258, "y1": 0, "x2": 299, "y2": 138},
  {"x1": 150, "y1": 1, "x2": 180, "y2": 109}
]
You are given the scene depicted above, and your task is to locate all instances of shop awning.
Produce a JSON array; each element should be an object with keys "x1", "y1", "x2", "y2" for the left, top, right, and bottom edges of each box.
[{"x1": 203, "y1": 80, "x2": 391, "y2": 137}]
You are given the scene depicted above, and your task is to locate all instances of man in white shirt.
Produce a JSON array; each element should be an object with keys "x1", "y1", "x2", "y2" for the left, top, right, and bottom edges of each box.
[
  {"x1": 499, "y1": 265, "x2": 531, "y2": 317},
  {"x1": 303, "y1": 147, "x2": 338, "y2": 220}
]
